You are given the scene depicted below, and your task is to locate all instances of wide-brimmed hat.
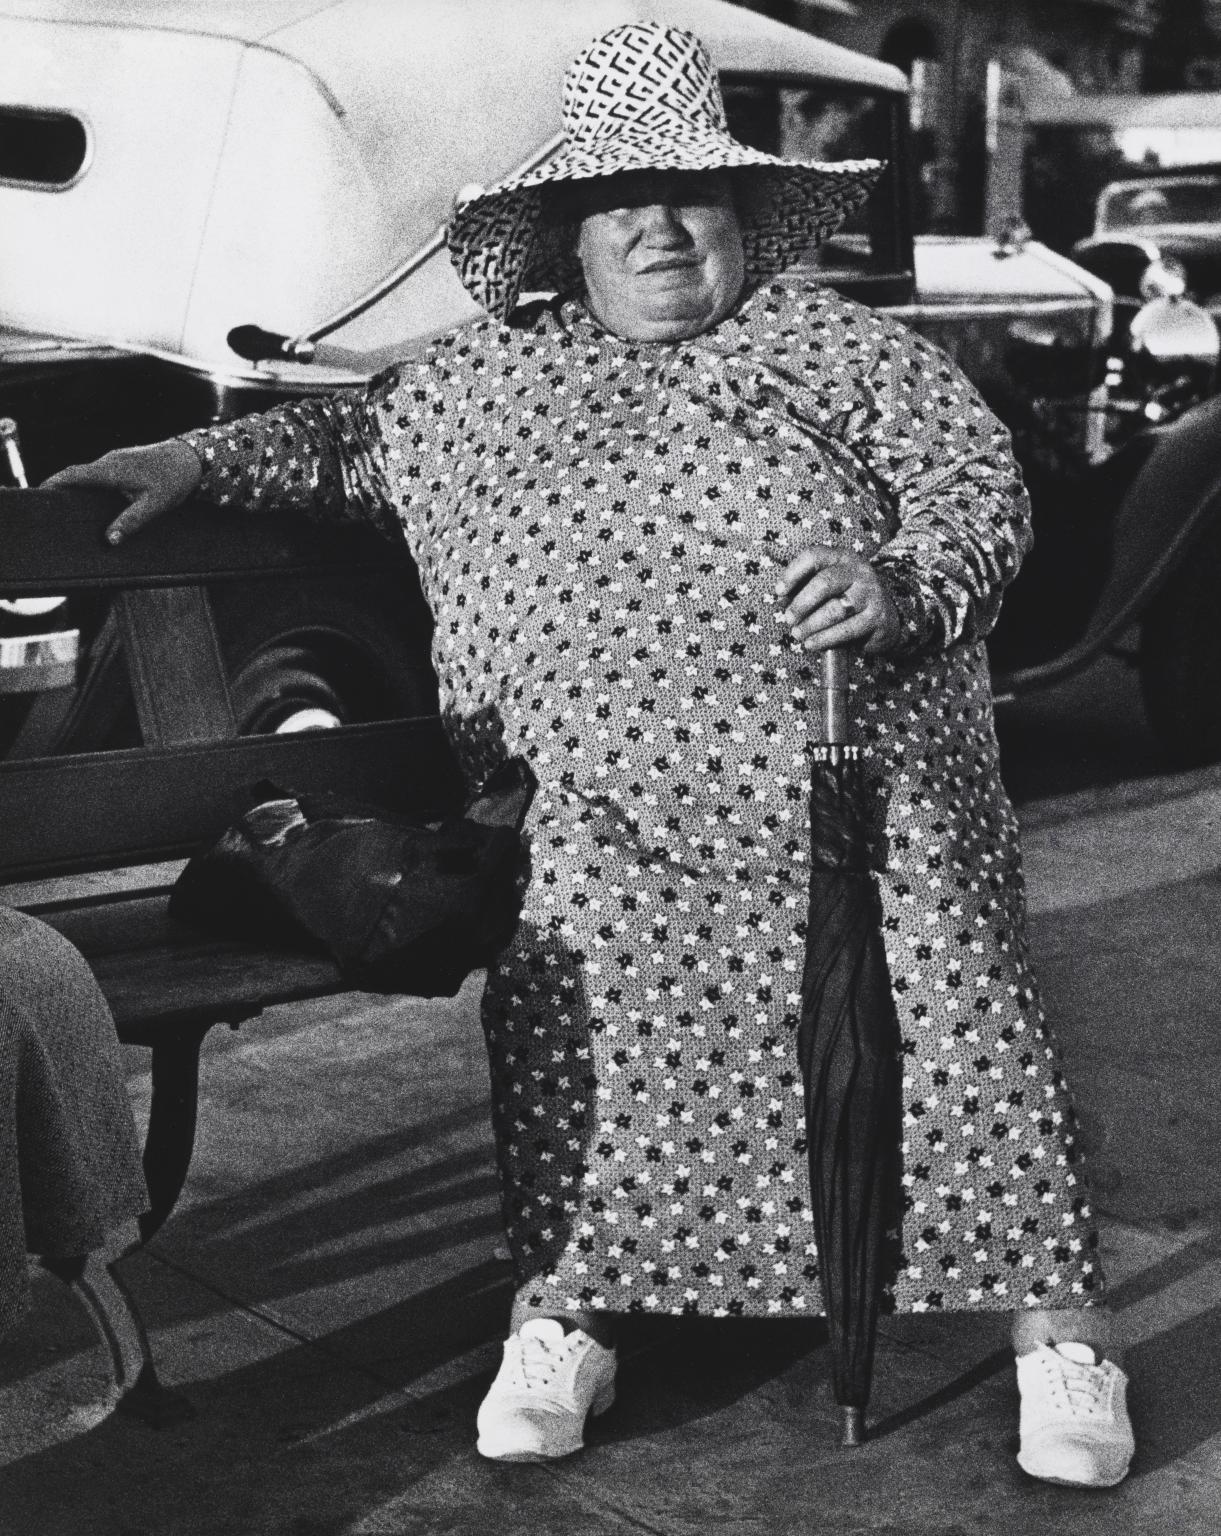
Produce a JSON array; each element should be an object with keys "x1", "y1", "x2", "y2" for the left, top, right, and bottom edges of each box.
[{"x1": 447, "y1": 22, "x2": 884, "y2": 320}]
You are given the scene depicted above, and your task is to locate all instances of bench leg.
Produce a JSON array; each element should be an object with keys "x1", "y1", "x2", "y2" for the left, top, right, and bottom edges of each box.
[
  {"x1": 140, "y1": 1025, "x2": 213, "y2": 1243},
  {"x1": 41, "y1": 1249, "x2": 195, "y2": 1426}
]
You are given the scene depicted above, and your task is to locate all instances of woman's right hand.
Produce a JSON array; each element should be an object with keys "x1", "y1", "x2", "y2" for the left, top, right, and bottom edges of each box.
[{"x1": 41, "y1": 440, "x2": 203, "y2": 545}]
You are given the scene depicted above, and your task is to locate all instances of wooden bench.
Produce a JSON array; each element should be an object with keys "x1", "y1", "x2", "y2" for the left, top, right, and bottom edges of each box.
[{"x1": 1, "y1": 486, "x2": 461, "y2": 1418}]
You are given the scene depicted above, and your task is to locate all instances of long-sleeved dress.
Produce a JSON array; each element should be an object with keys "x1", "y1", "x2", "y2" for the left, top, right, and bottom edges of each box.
[{"x1": 183, "y1": 279, "x2": 1102, "y2": 1318}]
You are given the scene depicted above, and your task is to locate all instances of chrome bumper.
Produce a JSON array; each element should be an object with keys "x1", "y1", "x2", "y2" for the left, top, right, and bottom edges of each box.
[{"x1": 0, "y1": 628, "x2": 80, "y2": 693}]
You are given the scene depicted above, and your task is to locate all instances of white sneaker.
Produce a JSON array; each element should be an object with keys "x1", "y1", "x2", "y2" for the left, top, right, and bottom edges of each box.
[
  {"x1": 1016, "y1": 1342, "x2": 1135, "y2": 1488},
  {"x1": 476, "y1": 1318, "x2": 617, "y2": 1461}
]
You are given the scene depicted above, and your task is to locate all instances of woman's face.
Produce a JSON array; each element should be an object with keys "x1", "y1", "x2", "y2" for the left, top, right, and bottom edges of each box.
[{"x1": 573, "y1": 170, "x2": 746, "y2": 342}]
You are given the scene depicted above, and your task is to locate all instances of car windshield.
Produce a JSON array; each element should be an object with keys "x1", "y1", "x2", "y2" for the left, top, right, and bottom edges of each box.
[
  {"x1": 1096, "y1": 176, "x2": 1221, "y2": 231},
  {"x1": 1025, "y1": 124, "x2": 1221, "y2": 250}
]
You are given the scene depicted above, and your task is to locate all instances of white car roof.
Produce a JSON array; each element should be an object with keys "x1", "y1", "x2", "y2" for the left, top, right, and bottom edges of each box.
[
  {"x1": 0, "y1": 0, "x2": 901, "y2": 376},
  {"x1": 0, "y1": 0, "x2": 865, "y2": 43},
  {"x1": 1023, "y1": 91, "x2": 1221, "y2": 130}
]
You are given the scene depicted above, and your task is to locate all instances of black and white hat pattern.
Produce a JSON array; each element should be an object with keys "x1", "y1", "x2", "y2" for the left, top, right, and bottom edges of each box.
[{"x1": 447, "y1": 22, "x2": 885, "y2": 319}]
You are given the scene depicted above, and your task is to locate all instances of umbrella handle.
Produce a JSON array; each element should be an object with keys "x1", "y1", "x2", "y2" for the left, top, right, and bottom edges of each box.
[{"x1": 820, "y1": 648, "x2": 850, "y2": 748}]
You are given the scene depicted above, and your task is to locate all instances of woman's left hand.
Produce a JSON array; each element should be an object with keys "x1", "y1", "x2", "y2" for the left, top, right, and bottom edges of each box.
[{"x1": 775, "y1": 545, "x2": 902, "y2": 656}]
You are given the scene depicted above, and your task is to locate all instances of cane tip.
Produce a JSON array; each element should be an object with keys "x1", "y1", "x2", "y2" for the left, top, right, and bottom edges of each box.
[{"x1": 840, "y1": 1406, "x2": 866, "y2": 1447}]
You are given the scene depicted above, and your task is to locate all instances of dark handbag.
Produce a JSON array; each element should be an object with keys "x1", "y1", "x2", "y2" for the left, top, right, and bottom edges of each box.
[{"x1": 168, "y1": 757, "x2": 535, "y2": 996}]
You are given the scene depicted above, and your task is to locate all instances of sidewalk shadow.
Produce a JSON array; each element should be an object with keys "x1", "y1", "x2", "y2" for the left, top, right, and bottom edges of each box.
[
  {"x1": 166, "y1": 1098, "x2": 494, "y2": 1241},
  {"x1": 0, "y1": 1259, "x2": 512, "y2": 1536},
  {"x1": 0, "y1": 1104, "x2": 504, "y2": 1394},
  {"x1": 1127, "y1": 1297, "x2": 1221, "y2": 1479},
  {"x1": 864, "y1": 1226, "x2": 1221, "y2": 1463},
  {"x1": 150, "y1": 1102, "x2": 504, "y2": 1310},
  {"x1": 604, "y1": 1315, "x2": 829, "y2": 1442},
  {"x1": 865, "y1": 1342, "x2": 1013, "y2": 1444},
  {"x1": 2, "y1": 1283, "x2": 824, "y2": 1534},
  {"x1": 1115, "y1": 1226, "x2": 1221, "y2": 1480},
  {"x1": 10, "y1": 1240, "x2": 1218, "y2": 1531}
]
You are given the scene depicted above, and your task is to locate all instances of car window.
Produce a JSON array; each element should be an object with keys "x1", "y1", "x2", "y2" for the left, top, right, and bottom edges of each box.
[
  {"x1": 721, "y1": 78, "x2": 906, "y2": 282},
  {"x1": 0, "y1": 107, "x2": 89, "y2": 189},
  {"x1": 1097, "y1": 177, "x2": 1221, "y2": 230}
]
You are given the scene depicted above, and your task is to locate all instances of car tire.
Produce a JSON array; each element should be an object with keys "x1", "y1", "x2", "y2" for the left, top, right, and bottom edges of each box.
[
  {"x1": 226, "y1": 628, "x2": 436, "y2": 737},
  {"x1": 1139, "y1": 513, "x2": 1221, "y2": 768},
  {"x1": 16, "y1": 561, "x2": 439, "y2": 754},
  {"x1": 209, "y1": 573, "x2": 438, "y2": 736},
  {"x1": 229, "y1": 643, "x2": 351, "y2": 734}
]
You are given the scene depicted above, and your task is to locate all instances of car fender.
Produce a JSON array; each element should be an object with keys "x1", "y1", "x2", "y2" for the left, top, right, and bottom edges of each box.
[{"x1": 993, "y1": 393, "x2": 1221, "y2": 698}]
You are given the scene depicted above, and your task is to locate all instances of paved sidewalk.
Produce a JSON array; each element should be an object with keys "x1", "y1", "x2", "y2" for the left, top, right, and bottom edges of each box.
[{"x1": 2, "y1": 770, "x2": 1219, "y2": 1535}]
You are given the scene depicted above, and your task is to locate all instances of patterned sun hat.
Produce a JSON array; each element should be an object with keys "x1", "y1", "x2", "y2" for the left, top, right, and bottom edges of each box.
[{"x1": 447, "y1": 22, "x2": 885, "y2": 320}]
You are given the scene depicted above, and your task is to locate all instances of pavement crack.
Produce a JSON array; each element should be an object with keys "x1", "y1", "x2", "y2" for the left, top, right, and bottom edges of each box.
[{"x1": 141, "y1": 1246, "x2": 403, "y2": 1388}]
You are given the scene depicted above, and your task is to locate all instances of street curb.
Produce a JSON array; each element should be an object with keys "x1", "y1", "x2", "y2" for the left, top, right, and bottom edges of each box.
[{"x1": 1016, "y1": 761, "x2": 1221, "y2": 830}]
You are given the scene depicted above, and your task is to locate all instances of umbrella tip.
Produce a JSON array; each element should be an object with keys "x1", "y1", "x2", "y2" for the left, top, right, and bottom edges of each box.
[{"x1": 840, "y1": 1406, "x2": 866, "y2": 1447}]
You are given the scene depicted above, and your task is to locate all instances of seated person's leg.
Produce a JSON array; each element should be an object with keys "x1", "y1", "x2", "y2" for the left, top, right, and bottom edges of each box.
[{"x1": 0, "y1": 907, "x2": 147, "y2": 1335}]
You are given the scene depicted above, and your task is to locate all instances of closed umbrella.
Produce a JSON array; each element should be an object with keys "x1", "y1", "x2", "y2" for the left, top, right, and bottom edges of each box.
[{"x1": 799, "y1": 647, "x2": 904, "y2": 1446}]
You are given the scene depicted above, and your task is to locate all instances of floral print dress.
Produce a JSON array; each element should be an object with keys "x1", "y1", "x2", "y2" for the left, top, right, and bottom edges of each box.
[{"x1": 183, "y1": 279, "x2": 1101, "y2": 1319}]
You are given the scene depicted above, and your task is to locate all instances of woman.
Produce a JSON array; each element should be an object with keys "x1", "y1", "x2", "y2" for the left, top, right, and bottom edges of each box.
[{"x1": 48, "y1": 23, "x2": 1134, "y2": 1486}]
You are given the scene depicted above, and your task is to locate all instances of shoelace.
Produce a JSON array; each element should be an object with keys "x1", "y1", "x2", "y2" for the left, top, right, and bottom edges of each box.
[
  {"x1": 514, "y1": 1331, "x2": 576, "y2": 1393},
  {"x1": 1045, "y1": 1353, "x2": 1111, "y2": 1418}
]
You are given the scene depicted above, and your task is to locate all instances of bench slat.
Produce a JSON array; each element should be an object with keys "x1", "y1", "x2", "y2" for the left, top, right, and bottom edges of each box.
[
  {"x1": 91, "y1": 940, "x2": 344, "y2": 1041},
  {"x1": 39, "y1": 893, "x2": 346, "y2": 1040},
  {"x1": 2, "y1": 487, "x2": 404, "y2": 591},
  {"x1": 0, "y1": 717, "x2": 462, "y2": 881}
]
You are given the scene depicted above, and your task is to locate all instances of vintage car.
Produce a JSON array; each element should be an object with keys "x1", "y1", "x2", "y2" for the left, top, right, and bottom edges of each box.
[
  {"x1": 0, "y1": 0, "x2": 891, "y2": 751},
  {"x1": 1084, "y1": 172, "x2": 1221, "y2": 322},
  {"x1": 1011, "y1": 90, "x2": 1221, "y2": 347},
  {"x1": 3, "y1": 0, "x2": 1221, "y2": 765}
]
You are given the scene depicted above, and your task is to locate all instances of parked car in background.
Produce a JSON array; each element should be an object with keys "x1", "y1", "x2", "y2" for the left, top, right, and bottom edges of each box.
[
  {"x1": 0, "y1": 0, "x2": 903, "y2": 755},
  {"x1": 979, "y1": 83, "x2": 1221, "y2": 759},
  {"x1": 991, "y1": 90, "x2": 1221, "y2": 380},
  {"x1": 1073, "y1": 173, "x2": 1221, "y2": 357},
  {"x1": 1089, "y1": 171, "x2": 1221, "y2": 320},
  {"x1": 3, "y1": 0, "x2": 1221, "y2": 766},
  {"x1": 1015, "y1": 92, "x2": 1221, "y2": 251},
  {"x1": 1016, "y1": 96, "x2": 1221, "y2": 439}
]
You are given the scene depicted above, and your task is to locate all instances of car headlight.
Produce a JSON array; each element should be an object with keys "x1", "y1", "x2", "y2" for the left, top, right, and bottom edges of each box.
[{"x1": 1129, "y1": 294, "x2": 1221, "y2": 373}]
